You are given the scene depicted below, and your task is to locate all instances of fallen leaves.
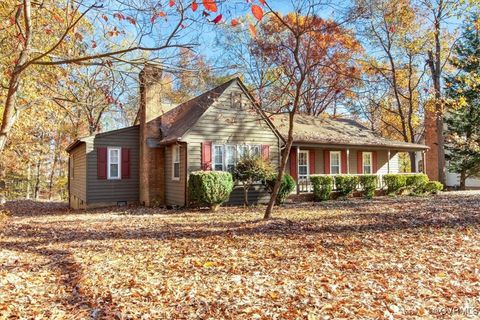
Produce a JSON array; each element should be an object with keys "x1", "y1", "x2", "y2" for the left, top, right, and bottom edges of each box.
[{"x1": 1, "y1": 192, "x2": 480, "y2": 318}]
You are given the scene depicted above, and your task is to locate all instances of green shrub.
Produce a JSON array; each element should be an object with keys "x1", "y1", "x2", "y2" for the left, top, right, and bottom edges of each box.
[
  {"x1": 406, "y1": 174, "x2": 429, "y2": 194},
  {"x1": 359, "y1": 175, "x2": 377, "y2": 199},
  {"x1": 383, "y1": 174, "x2": 407, "y2": 194},
  {"x1": 188, "y1": 171, "x2": 234, "y2": 211},
  {"x1": 310, "y1": 175, "x2": 333, "y2": 201},
  {"x1": 264, "y1": 173, "x2": 296, "y2": 204},
  {"x1": 334, "y1": 175, "x2": 359, "y2": 198},
  {"x1": 423, "y1": 181, "x2": 443, "y2": 194},
  {"x1": 233, "y1": 156, "x2": 273, "y2": 206}
]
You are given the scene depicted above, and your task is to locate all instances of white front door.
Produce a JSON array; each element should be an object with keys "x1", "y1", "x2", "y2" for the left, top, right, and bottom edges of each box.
[{"x1": 298, "y1": 150, "x2": 309, "y2": 181}]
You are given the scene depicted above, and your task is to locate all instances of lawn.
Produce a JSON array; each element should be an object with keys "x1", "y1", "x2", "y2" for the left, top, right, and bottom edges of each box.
[{"x1": 1, "y1": 192, "x2": 480, "y2": 319}]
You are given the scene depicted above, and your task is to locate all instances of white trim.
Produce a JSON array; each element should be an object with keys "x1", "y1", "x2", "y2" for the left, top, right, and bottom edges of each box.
[
  {"x1": 298, "y1": 150, "x2": 309, "y2": 180},
  {"x1": 107, "y1": 147, "x2": 121, "y2": 180},
  {"x1": 362, "y1": 152, "x2": 373, "y2": 174},
  {"x1": 172, "y1": 145, "x2": 180, "y2": 181},
  {"x1": 330, "y1": 151, "x2": 341, "y2": 174}
]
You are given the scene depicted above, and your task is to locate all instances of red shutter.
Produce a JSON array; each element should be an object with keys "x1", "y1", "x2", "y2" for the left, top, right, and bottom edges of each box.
[
  {"x1": 357, "y1": 151, "x2": 363, "y2": 174},
  {"x1": 121, "y1": 148, "x2": 130, "y2": 179},
  {"x1": 341, "y1": 150, "x2": 348, "y2": 174},
  {"x1": 324, "y1": 150, "x2": 330, "y2": 174},
  {"x1": 309, "y1": 150, "x2": 315, "y2": 175},
  {"x1": 261, "y1": 145, "x2": 270, "y2": 161},
  {"x1": 201, "y1": 141, "x2": 212, "y2": 171},
  {"x1": 372, "y1": 151, "x2": 378, "y2": 173},
  {"x1": 289, "y1": 148, "x2": 297, "y2": 181},
  {"x1": 97, "y1": 147, "x2": 107, "y2": 179}
]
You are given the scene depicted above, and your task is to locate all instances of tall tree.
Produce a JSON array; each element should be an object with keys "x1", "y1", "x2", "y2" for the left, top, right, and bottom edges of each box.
[
  {"x1": 444, "y1": 13, "x2": 480, "y2": 189},
  {"x1": 250, "y1": 1, "x2": 360, "y2": 219}
]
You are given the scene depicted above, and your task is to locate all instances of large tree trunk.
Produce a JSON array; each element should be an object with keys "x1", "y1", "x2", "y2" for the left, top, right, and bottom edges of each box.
[
  {"x1": 48, "y1": 152, "x2": 59, "y2": 200},
  {"x1": 409, "y1": 152, "x2": 417, "y2": 173},
  {"x1": 459, "y1": 171, "x2": 466, "y2": 190},
  {"x1": 34, "y1": 158, "x2": 42, "y2": 200}
]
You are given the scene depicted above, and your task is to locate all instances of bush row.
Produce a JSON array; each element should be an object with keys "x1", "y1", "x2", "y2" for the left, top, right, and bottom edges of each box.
[
  {"x1": 310, "y1": 173, "x2": 443, "y2": 201},
  {"x1": 188, "y1": 171, "x2": 444, "y2": 210}
]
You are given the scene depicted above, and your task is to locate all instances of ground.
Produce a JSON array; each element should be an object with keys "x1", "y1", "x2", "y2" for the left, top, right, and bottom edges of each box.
[{"x1": 1, "y1": 192, "x2": 479, "y2": 319}]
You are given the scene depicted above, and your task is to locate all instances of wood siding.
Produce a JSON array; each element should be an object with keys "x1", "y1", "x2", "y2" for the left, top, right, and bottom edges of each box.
[
  {"x1": 183, "y1": 82, "x2": 281, "y2": 205},
  {"x1": 165, "y1": 144, "x2": 186, "y2": 206},
  {"x1": 69, "y1": 143, "x2": 87, "y2": 208},
  {"x1": 86, "y1": 126, "x2": 140, "y2": 205}
]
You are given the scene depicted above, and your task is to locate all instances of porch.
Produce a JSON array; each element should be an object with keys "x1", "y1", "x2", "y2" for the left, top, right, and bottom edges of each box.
[{"x1": 287, "y1": 145, "x2": 427, "y2": 194}]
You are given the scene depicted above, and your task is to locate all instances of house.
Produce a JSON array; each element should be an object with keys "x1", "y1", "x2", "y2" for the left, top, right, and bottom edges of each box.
[{"x1": 66, "y1": 66, "x2": 428, "y2": 209}]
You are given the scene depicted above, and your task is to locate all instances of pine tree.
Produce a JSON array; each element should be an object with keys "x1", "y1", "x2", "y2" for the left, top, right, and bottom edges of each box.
[{"x1": 444, "y1": 13, "x2": 480, "y2": 189}]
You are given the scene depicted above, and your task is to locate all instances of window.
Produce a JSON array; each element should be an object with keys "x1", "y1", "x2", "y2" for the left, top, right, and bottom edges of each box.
[
  {"x1": 172, "y1": 145, "x2": 180, "y2": 180},
  {"x1": 212, "y1": 144, "x2": 264, "y2": 171},
  {"x1": 298, "y1": 150, "x2": 309, "y2": 181},
  {"x1": 330, "y1": 151, "x2": 341, "y2": 174},
  {"x1": 214, "y1": 145, "x2": 224, "y2": 171},
  {"x1": 225, "y1": 145, "x2": 237, "y2": 171},
  {"x1": 363, "y1": 152, "x2": 372, "y2": 174},
  {"x1": 108, "y1": 147, "x2": 121, "y2": 179},
  {"x1": 231, "y1": 92, "x2": 242, "y2": 109}
]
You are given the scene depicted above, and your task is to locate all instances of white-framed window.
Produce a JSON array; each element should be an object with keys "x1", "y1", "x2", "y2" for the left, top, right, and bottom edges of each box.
[
  {"x1": 108, "y1": 147, "x2": 121, "y2": 179},
  {"x1": 298, "y1": 150, "x2": 309, "y2": 181},
  {"x1": 172, "y1": 145, "x2": 180, "y2": 180},
  {"x1": 363, "y1": 152, "x2": 372, "y2": 174},
  {"x1": 212, "y1": 144, "x2": 263, "y2": 171},
  {"x1": 231, "y1": 92, "x2": 242, "y2": 109},
  {"x1": 213, "y1": 145, "x2": 224, "y2": 171},
  {"x1": 330, "y1": 151, "x2": 341, "y2": 174}
]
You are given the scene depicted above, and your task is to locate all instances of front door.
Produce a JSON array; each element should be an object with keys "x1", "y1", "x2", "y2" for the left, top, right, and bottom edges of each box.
[{"x1": 298, "y1": 150, "x2": 309, "y2": 181}]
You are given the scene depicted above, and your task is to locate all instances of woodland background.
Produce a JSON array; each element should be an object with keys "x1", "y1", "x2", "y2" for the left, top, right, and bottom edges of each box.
[{"x1": 0, "y1": 0, "x2": 478, "y2": 201}]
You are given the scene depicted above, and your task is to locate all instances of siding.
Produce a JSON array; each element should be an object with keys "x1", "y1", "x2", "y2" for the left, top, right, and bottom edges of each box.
[
  {"x1": 183, "y1": 82, "x2": 281, "y2": 205},
  {"x1": 86, "y1": 126, "x2": 140, "y2": 205},
  {"x1": 69, "y1": 143, "x2": 87, "y2": 207},
  {"x1": 165, "y1": 144, "x2": 186, "y2": 206}
]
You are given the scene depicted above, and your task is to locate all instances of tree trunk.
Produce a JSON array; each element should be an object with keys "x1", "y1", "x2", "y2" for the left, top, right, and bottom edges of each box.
[
  {"x1": 48, "y1": 152, "x2": 58, "y2": 200},
  {"x1": 26, "y1": 163, "x2": 31, "y2": 199},
  {"x1": 459, "y1": 170, "x2": 466, "y2": 190},
  {"x1": 243, "y1": 186, "x2": 249, "y2": 207},
  {"x1": 409, "y1": 152, "x2": 417, "y2": 173},
  {"x1": 34, "y1": 158, "x2": 42, "y2": 200}
]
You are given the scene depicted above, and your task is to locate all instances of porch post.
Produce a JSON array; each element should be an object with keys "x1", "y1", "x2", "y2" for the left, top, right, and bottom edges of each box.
[
  {"x1": 414, "y1": 152, "x2": 418, "y2": 173},
  {"x1": 387, "y1": 150, "x2": 391, "y2": 174},
  {"x1": 346, "y1": 149, "x2": 350, "y2": 174},
  {"x1": 296, "y1": 146, "x2": 300, "y2": 195}
]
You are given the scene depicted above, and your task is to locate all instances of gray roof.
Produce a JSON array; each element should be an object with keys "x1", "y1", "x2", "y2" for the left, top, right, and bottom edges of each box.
[{"x1": 269, "y1": 114, "x2": 428, "y2": 151}]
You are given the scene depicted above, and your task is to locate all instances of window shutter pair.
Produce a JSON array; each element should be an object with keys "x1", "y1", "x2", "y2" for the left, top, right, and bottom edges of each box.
[
  {"x1": 97, "y1": 147, "x2": 130, "y2": 179},
  {"x1": 201, "y1": 141, "x2": 270, "y2": 171},
  {"x1": 357, "y1": 151, "x2": 378, "y2": 174},
  {"x1": 324, "y1": 150, "x2": 348, "y2": 174}
]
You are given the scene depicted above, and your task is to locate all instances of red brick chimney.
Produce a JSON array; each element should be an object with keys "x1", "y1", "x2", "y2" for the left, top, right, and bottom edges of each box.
[
  {"x1": 424, "y1": 107, "x2": 445, "y2": 182},
  {"x1": 138, "y1": 65, "x2": 165, "y2": 206}
]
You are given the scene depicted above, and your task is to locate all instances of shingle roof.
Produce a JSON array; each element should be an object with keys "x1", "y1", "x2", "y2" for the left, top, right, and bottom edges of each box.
[
  {"x1": 269, "y1": 114, "x2": 428, "y2": 150},
  {"x1": 159, "y1": 78, "x2": 237, "y2": 144}
]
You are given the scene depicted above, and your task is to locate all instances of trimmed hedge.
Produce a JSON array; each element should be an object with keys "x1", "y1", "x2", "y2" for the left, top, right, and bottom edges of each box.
[
  {"x1": 423, "y1": 181, "x2": 443, "y2": 194},
  {"x1": 383, "y1": 174, "x2": 407, "y2": 194},
  {"x1": 359, "y1": 175, "x2": 377, "y2": 199},
  {"x1": 188, "y1": 171, "x2": 234, "y2": 211},
  {"x1": 335, "y1": 175, "x2": 359, "y2": 198},
  {"x1": 264, "y1": 173, "x2": 296, "y2": 204},
  {"x1": 406, "y1": 174, "x2": 429, "y2": 194},
  {"x1": 310, "y1": 175, "x2": 333, "y2": 201}
]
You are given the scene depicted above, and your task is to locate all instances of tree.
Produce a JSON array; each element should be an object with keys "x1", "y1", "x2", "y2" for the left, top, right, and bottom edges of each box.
[
  {"x1": 250, "y1": 1, "x2": 359, "y2": 219},
  {"x1": 233, "y1": 155, "x2": 273, "y2": 207},
  {"x1": 444, "y1": 13, "x2": 480, "y2": 189},
  {"x1": 349, "y1": 0, "x2": 428, "y2": 171}
]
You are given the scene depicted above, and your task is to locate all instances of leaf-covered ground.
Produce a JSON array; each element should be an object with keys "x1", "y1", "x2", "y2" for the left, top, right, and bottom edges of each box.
[{"x1": 1, "y1": 192, "x2": 480, "y2": 319}]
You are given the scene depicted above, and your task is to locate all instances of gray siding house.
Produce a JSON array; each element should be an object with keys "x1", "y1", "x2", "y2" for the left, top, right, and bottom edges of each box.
[{"x1": 67, "y1": 66, "x2": 428, "y2": 209}]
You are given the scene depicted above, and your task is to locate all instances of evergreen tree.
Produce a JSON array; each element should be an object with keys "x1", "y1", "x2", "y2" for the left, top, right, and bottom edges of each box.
[{"x1": 445, "y1": 13, "x2": 480, "y2": 189}]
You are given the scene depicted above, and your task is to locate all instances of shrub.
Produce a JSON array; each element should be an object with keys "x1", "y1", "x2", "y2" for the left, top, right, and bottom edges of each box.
[
  {"x1": 406, "y1": 174, "x2": 429, "y2": 194},
  {"x1": 310, "y1": 175, "x2": 333, "y2": 201},
  {"x1": 423, "y1": 181, "x2": 443, "y2": 194},
  {"x1": 188, "y1": 171, "x2": 234, "y2": 211},
  {"x1": 359, "y1": 175, "x2": 377, "y2": 199},
  {"x1": 233, "y1": 156, "x2": 273, "y2": 206},
  {"x1": 264, "y1": 173, "x2": 296, "y2": 204},
  {"x1": 334, "y1": 175, "x2": 359, "y2": 198},
  {"x1": 383, "y1": 174, "x2": 407, "y2": 194}
]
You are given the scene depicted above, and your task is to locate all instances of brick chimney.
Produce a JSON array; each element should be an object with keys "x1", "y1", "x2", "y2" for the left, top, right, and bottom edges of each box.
[
  {"x1": 424, "y1": 107, "x2": 444, "y2": 182},
  {"x1": 138, "y1": 65, "x2": 166, "y2": 206}
]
